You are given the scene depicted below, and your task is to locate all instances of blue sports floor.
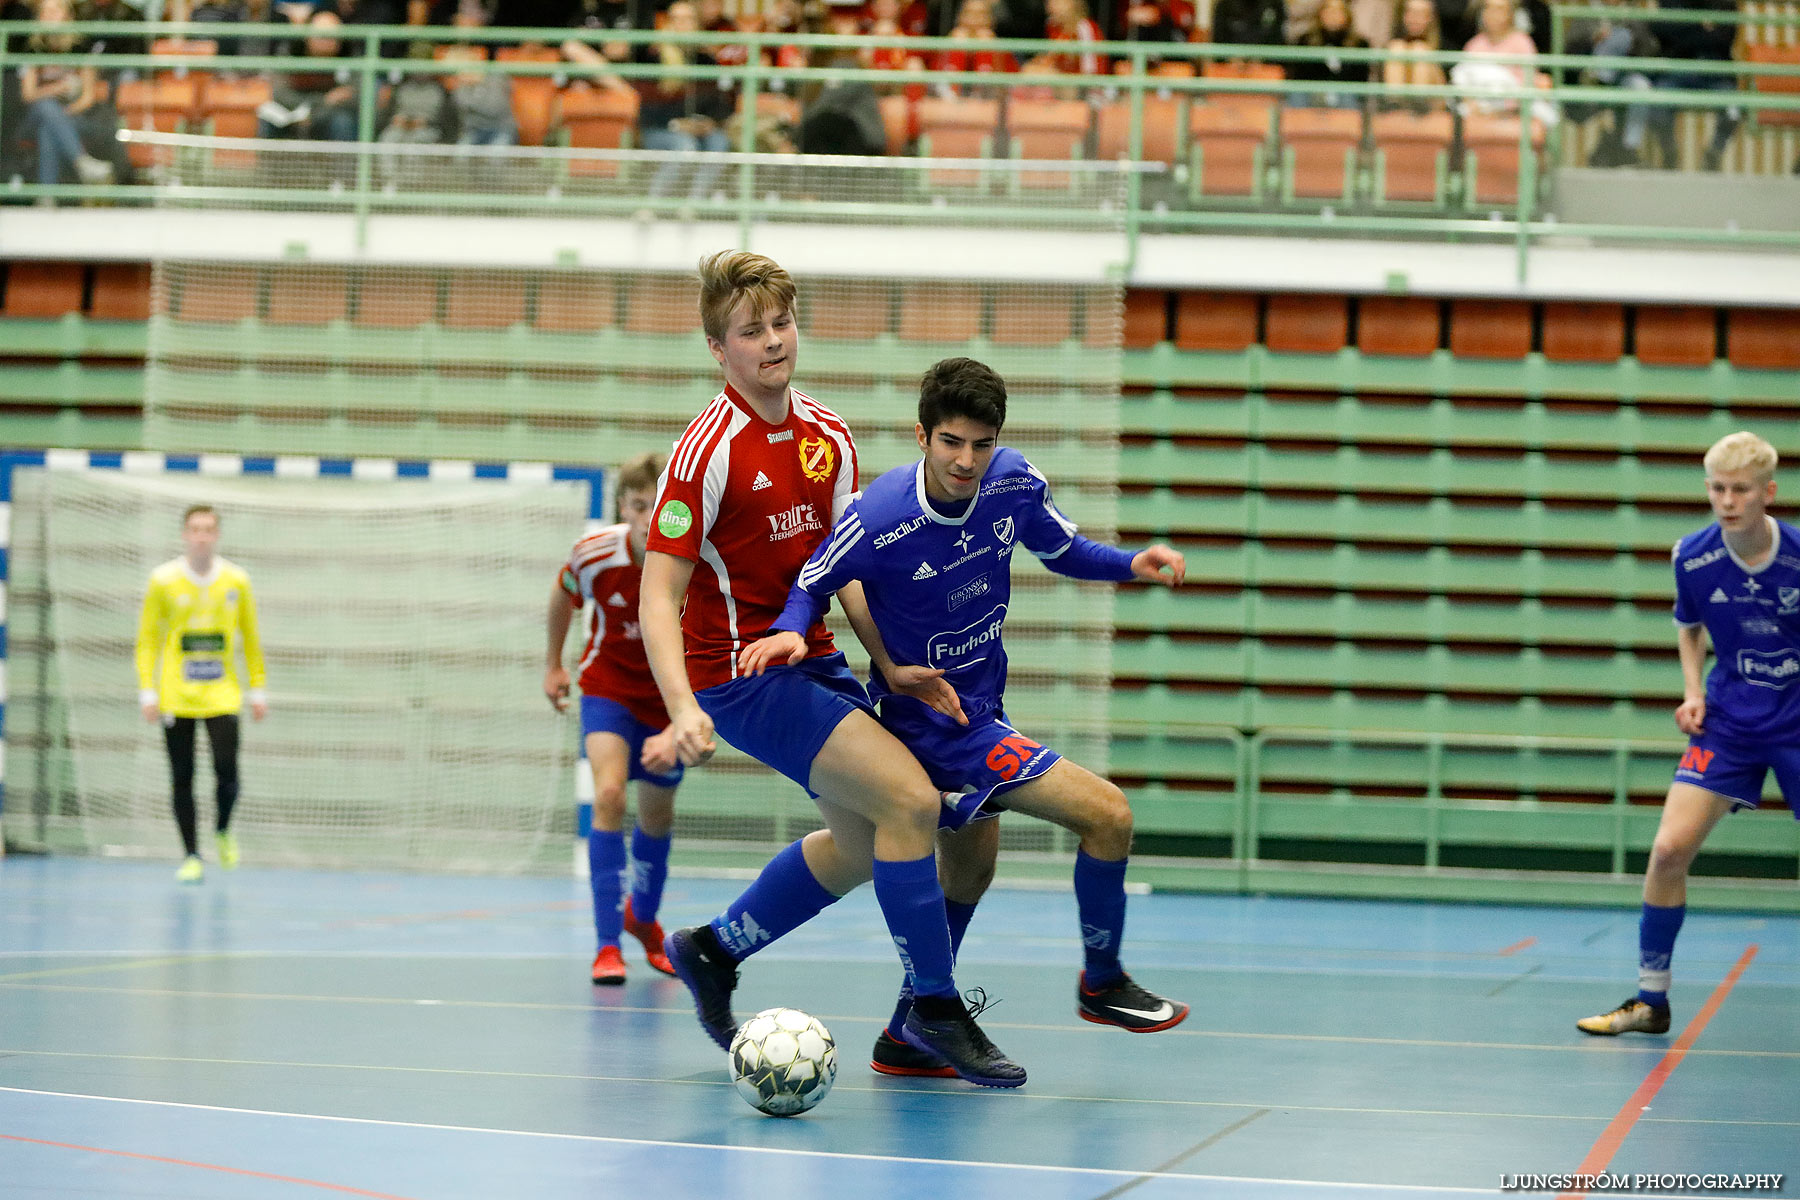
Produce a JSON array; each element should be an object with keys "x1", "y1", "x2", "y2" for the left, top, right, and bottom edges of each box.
[{"x1": 1, "y1": 856, "x2": 1795, "y2": 1199}]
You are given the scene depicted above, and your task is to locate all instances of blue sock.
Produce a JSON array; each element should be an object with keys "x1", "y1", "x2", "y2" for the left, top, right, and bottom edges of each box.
[
  {"x1": 888, "y1": 898, "x2": 979, "y2": 1038},
  {"x1": 1075, "y1": 849, "x2": 1129, "y2": 988},
  {"x1": 588, "y1": 830, "x2": 626, "y2": 948},
  {"x1": 629, "y1": 827, "x2": 671, "y2": 925},
  {"x1": 1637, "y1": 902, "x2": 1685, "y2": 1008},
  {"x1": 709, "y1": 839, "x2": 837, "y2": 961},
  {"x1": 872, "y1": 854, "x2": 955, "y2": 1000}
]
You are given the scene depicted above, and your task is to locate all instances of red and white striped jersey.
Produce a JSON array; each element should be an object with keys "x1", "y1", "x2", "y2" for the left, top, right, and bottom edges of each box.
[
  {"x1": 647, "y1": 384, "x2": 859, "y2": 692},
  {"x1": 558, "y1": 524, "x2": 669, "y2": 729}
]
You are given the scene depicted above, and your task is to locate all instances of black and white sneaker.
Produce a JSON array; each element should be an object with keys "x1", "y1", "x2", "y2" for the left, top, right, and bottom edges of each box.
[
  {"x1": 902, "y1": 993, "x2": 1027, "y2": 1088},
  {"x1": 666, "y1": 926, "x2": 740, "y2": 1050},
  {"x1": 1577, "y1": 997, "x2": 1671, "y2": 1036},
  {"x1": 1077, "y1": 972, "x2": 1190, "y2": 1032}
]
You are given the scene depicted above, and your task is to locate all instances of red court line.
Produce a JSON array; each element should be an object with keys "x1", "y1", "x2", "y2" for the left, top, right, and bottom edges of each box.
[
  {"x1": 0, "y1": 1133, "x2": 419, "y2": 1200},
  {"x1": 1556, "y1": 944, "x2": 1760, "y2": 1200},
  {"x1": 1497, "y1": 937, "x2": 1538, "y2": 956}
]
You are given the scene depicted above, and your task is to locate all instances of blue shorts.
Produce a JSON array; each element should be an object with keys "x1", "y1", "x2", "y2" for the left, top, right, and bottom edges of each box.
[
  {"x1": 697, "y1": 652, "x2": 873, "y2": 797},
  {"x1": 580, "y1": 695, "x2": 683, "y2": 788},
  {"x1": 1671, "y1": 731, "x2": 1800, "y2": 815},
  {"x1": 877, "y1": 697, "x2": 1062, "y2": 832}
]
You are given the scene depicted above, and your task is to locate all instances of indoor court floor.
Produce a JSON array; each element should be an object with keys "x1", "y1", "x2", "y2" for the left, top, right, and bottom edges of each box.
[{"x1": 1, "y1": 856, "x2": 1794, "y2": 1199}]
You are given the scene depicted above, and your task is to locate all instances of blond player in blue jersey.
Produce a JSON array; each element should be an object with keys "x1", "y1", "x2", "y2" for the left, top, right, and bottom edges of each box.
[{"x1": 136, "y1": 504, "x2": 268, "y2": 883}]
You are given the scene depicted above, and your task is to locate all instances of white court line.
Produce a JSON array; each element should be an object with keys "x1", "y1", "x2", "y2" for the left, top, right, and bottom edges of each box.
[{"x1": 0, "y1": 1086, "x2": 1494, "y2": 1195}]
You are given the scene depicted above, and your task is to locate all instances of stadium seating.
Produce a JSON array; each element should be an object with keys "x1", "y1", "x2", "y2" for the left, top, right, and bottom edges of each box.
[
  {"x1": 1006, "y1": 98, "x2": 1092, "y2": 190},
  {"x1": 1459, "y1": 113, "x2": 1545, "y2": 209},
  {"x1": 1187, "y1": 101, "x2": 1270, "y2": 200},
  {"x1": 1370, "y1": 110, "x2": 1453, "y2": 206},
  {"x1": 2, "y1": 261, "x2": 85, "y2": 318},
  {"x1": 557, "y1": 84, "x2": 639, "y2": 177},
  {"x1": 1277, "y1": 107, "x2": 1360, "y2": 203}
]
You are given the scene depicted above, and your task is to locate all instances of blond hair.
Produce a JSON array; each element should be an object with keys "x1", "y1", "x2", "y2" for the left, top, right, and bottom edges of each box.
[
  {"x1": 615, "y1": 451, "x2": 665, "y2": 505},
  {"x1": 697, "y1": 251, "x2": 797, "y2": 343},
  {"x1": 1703, "y1": 431, "x2": 1779, "y2": 481}
]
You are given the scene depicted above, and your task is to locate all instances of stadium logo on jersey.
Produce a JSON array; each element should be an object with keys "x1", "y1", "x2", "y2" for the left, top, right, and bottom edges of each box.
[
  {"x1": 657, "y1": 500, "x2": 693, "y2": 539},
  {"x1": 992, "y1": 517, "x2": 1014, "y2": 546},
  {"x1": 875, "y1": 514, "x2": 930, "y2": 549},
  {"x1": 948, "y1": 574, "x2": 990, "y2": 612},
  {"x1": 607, "y1": 592, "x2": 627, "y2": 608},
  {"x1": 927, "y1": 604, "x2": 1008, "y2": 668},
  {"x1": 1710, "y1": 588, "x2": 1730, "y2": 604},
  {"x1": 767, "y1": 429, "x2": 794, "y2": 444},
  {"x1": 752, "y1": 471, "x2": 773, "y2": 492},
  {"x1": 1739, "y1": 648, "x2": 1800, "y2": 689},
  {"x1": 913, "y1": 561, "x2": 938, "y2": 580},
  {"x1": 1780, "y1": 586, "x2": 1800, "y2": 613},
  {"x1": 798, "y1": 437, "x2": 835, "y2": 482},
  {"x1": 1683, "y1": 547, "x2": 1726, "y2": 571},
  {"x1": 767, "y1": 502, "x2": 823, "y2": 542}
]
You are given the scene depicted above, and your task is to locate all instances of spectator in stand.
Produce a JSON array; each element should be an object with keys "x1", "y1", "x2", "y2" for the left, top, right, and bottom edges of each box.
[
  {"x1": 1383, "y1": 0, "x2": 1444, "y2": 96},
  {"x1": 377, "y1": 70, "x2": 452, "y2": 180},
  {"x1": 1567, "y1": 0, "x2": 1656, "y2": 167},
  {"x1": 1649, "y1": 0, "x2": 1741, "y2": 171},
  {"x1": 637, "y1": 0, "x2": 733, "y2": 199},
  {"x1": 1462, "y1": 0, "x2": 1534, "y2": 86},
  {"x1": 862, "y1": 0, "x2": 926, "y2": 71},
  {"x1": 19, "y1": 0, "x2": 124, "y2": 197},
  {"x1": 1118, "y1": 0, "x2": 1194, "y2": 47},
  {"x1": 1210, "y1": 0, "x2": 1286, "y2": 49},
  {"x1": 1289, "y1": 0, "x2": 1371, "y2": 106},
  {"x1": 1028, "y1": 0, "x2": 1104, "y2": 76},
  {"x1": 1285, "y1": 0, "x2": 1388, "y2": 48},
  {"x1": 933, "y1": 0, "x2": 1019, "y2": 83},
  {"x1": 561, "y1": 0, "x2": 651, "y2": 75},
  {"x1": 764, "y1": 0, "x2": 821, "y2": 70},
  {"x1": 441, "y1": 1, "x2": 519, "y2": 146},
  {"x1": 260, "y1": 10, "x2": 362, "y2": 141}
]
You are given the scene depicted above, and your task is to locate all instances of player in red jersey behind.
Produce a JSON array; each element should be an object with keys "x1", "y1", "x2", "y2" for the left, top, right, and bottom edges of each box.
[
  {"x1": 639, "y1": 250, "x2": 1024, "y2": 1088},
  {"x1": 545, "y1": 453, "x2": 682, "y2": 986}
]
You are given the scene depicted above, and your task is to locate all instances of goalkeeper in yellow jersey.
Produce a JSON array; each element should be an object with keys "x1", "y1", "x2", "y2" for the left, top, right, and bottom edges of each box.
[{"x1": 135, "y1": 504, "x2": 267, "y2": 883}]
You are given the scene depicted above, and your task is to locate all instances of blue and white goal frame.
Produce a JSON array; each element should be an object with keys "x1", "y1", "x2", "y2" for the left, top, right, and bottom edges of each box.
[{"x1": 0, "y1": 448, "x2": 609, "y2": 830}]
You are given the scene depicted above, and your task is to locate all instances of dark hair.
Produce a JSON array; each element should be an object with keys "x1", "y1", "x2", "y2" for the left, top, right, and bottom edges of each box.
[
  {"x1": 917, "y1": 357, "x2": 1007, "y2": 434},
  {"x1": 182, "y1": 504, "x2": 218, "y2": 527}
]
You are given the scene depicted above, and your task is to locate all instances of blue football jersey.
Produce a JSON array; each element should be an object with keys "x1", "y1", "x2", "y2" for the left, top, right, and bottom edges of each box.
[
  {"x1": 778, "y1": 447, "x2": 1127, "y2": 725},
  {"x1": 1670, "y1": 517, "x2": 1800, "y2": 741}
]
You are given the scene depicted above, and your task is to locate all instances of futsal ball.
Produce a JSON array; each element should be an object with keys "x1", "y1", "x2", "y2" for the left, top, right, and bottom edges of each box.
[{"x1": 729, "y1": 1007, "x2": 837, "y2": 1116}]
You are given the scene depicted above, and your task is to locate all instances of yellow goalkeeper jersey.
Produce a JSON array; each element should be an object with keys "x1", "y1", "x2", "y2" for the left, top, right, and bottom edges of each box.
[{"x1": 136, "y1": 557, "x2": 267, "y2": 718}]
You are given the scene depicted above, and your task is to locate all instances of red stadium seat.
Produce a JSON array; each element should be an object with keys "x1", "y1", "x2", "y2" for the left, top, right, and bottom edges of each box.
[
  {"x1": 266, "y1": 267, "x2": 349, "y2": 326},
  {"x1": 1279, "y1": 107, "x2": 1361, "y2": 202},
  {"x1": 89, "y1": 263, "x2": 153, "y2": 321},
  {"x1": 355, "y1": 268, "x2": 441, "y2": 329},
  {"x1": 535, "y1": 274, "x2": 616, "y2": 333},
  {"x1": 916, "y1": 97, "x2": 1001, "y2": 187},
  {"x1": 1006, "y1": 98, "x2": 1091, "y2": 189},
  {"x1": 1747, "y1": 44, "x2": 1800, "y2": 128},
  {"x1": 1173, "y1": 291, "x2": 1256, "y2": 352},
  {"x1": 897, "y1": 281, "x2": 982, "y2": 342},
  {"x1": 561, "y1": 84, "x2": 640, "y2": 176},
  {"x1": 1358, "y1": 296, "x2": 1440, "y2": 357},
  {"x1": 114, "y1": 75, "x2": 199, "y2": 169},
  {"x1": 804, "y1": 281, "x2": 891, "y2": 340},
  {"x1": 1634, "y1": 306, "x2": 1715, "y2": 367},
  {"x1": 174, "y1": 266, "x2": 259, "y2": 324},
  {"x1": 1187, "y1": 101, "x2": 1269, "y2": 199},
  {"x1": 443, "y1": 274, "x2": 528, "y2": 330},
  {"x1": 1449, "y1": 299, "x2": 1532, "y2": 360},
  {"x1": 623, "y1": 275, "x2": 703, "y2": 336},
  {"x1": 1460, "y1": 114, "x2": 1545, "y2": 208},
  {"x1": 1726, "y1": 307, "x2": 1800, "y2": 370},
  {"x1": 878, "y1": 94, "x2": 912, "y2": 156},
  {"x1": 1123, "y1": 288, "x2": 1169, "y2": 349},
  {"x1": 2, "y1": 261, "x2": 85, "y2": 319},
  {"x1": 1370, "y1": 110, "x2": 1452, "y2": 205},
  {"x1": 990, "y1": 285, "x2": 1075, "y2": 346},
  {"x1": 497, "y1": 44, "x2": 563, "y2": 147},
  {"x1": 1096, "y1": 93, "x2": 1183, "y2": 165},
  {"x1": 1542, "y1": 302, "x2": 1624, "y2": 363},
  {"x1": 1265, "y1": 293, "x2": 1347, "y2": 354},
  {"x1": 196, "y1": 74, "x2": 272, "y2": 170}
]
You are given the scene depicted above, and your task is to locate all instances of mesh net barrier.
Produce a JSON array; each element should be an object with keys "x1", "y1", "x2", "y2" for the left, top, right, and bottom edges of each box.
[
  {"x1": 4, "y1": 466, "x2": 587, "y2": 872},
  {"x1": 132, "y1": 136, "x2": 1127, "y2": 861}
]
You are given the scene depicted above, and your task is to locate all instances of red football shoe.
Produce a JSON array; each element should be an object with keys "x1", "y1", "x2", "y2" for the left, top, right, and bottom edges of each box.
[
  {"x1": 591, "y1": 944, "x2": 626, "y2": 986},
  {"x1": 622, "y1": 898, "x2": 675, "y2": 977}
]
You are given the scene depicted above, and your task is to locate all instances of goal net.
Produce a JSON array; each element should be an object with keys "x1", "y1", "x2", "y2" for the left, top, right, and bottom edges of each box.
[{"x1": 3, "y1": 459, "x2": 592, "y2": 873}]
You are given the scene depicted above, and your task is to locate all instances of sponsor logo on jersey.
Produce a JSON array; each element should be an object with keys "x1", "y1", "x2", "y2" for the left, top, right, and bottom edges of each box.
[
  {"x1": 1742, "y1": 617, "x2": 1780, "y2": 635},
  {"x1": 875, "y1": 514, "x2": 930, "y2": 549},
  {"x1": 607, "y1": 592, "x2": 627, "y2": 608},
  {"x1": 1677, "y1": 746, "x2": 1714, "y2": 775},
  {"x1": 767, "y1": 502, "x2": 824, "y2": 541},
  {"x1": 984, "y1": 731, "x2": 1046, "y2": 782},
  {"x1": 225, "y1": 589, "x2": 239, "y2": 604},
  {"x1": 1710, "y1": 588, "x2": 1730, "y2": 604},
  {"x1": 1744, "y1": 578, "x2": 1763, "y2": 596},
  {"x1": 913, "y1": 561, "x2": 938, "y2": 580},
  {"x1": 767, "y1": 429, "x2": 795, "y2": 444},
  {"x1": 1739, "y1": 648, "x2": 1800, "y2": 688},
  {"x1": 751, "y1": 470, "x2": 773, "y2": 492},
  {"x1": 180, "y1": 632, "x2": 226, "y2": 653},
  {"x1": 1682, "y1": 547, "x2": 1727, "y2": 571},
  {"x1": 947, "y1": 574, "x2": 990, "y2": 612},
  {"x1": 953, "y1": 530, "x2": 974, "y2": 555},
  {"x1": 798, "y1": 437, "x2": 835, "y2": 482},
  {"x1": 927, "y1": 604, "x2": 1008, "y2": 669},
  {"x1": 656, "y1": 500, "x2": 693, "y2": 539},
  {"x1": 622, "y1": 620, "x2": 642, "y2": 641},
  {"x1": 1780, "y1": 586, "x2": 1800, "y2": 614},
  {"x1": 992, "y1": 517, "x2": 1014, "y2": 545}
]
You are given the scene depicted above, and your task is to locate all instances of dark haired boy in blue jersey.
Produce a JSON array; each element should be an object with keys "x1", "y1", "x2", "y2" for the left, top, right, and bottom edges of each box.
[
  {"x1": 1579, "y1": 430, "x2": 1800, "y2": 1035},
  {"x1": 741, "y1": 356, "x2": 1192, "y2": 1078}
]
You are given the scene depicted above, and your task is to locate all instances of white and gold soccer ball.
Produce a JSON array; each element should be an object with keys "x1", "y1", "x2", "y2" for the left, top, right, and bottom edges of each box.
[{"x1": 728, "y1": 1007, "x2": 837, "y2": 1116}]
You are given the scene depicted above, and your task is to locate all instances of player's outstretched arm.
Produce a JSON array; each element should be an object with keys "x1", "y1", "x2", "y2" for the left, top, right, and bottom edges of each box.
[
  {"x1": 837, "y1": 582, "x2": 967, "y2": 726},
  {"x1": 1130, "y1": 544, "x2": 1187, "y2": 588},
  {"x1": 1673, "y1": 623, "x2": 1708, "y2": 736},
  {"x1": 639, "y1": 550, "x2": 716, "y2": 766},
  {"x1": 544, "y1": 581, "x2": 577, "y2": 711}
]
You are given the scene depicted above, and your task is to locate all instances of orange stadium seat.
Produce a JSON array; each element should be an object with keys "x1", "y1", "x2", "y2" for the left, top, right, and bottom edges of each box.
[
  {"x1": 1096, "y1": 93, "x2": 1183, "y2": 165},
  {"x1": 804, "y1": 280, "x2": 890, "y2": 340},
  {"x1": 1747, "y1": 44, "x2": 1800, "y2": 128},
  {"x1": 175, "y1": 266, "x2": 259, "y2": 323},
  {"x1": 1123, "y1": 288, "x2": 1168, "y2": 349},
  {"x1": 1448, "y1": 299, "x2": 1532, "y2": 360},
  {"x1": 561, "y1": 85, "x2": 640, "y2": 176},
  {"x1": 1278, "y1": 107, "x2": 1361, "y2": 202},
  {"x1": 443, "y1": 274, "x2": 528, "y2": 330},
  {"x1": 623, "y1": 275, "x2": 703, "y2": 335},
  {"x1": 535, "y1": 273, "x2": 616, "y2": 333},
  {"x1": 497, "y1": 44, "x2": 563, "y2": 147},
  {"x1": 2, "y1": 261, "x2": 85, "y2": 318},
  {"x1": 1460, "y1": 114, "x2": 1545, "y2": 208},
  {"x1": 1188, "y1": 101, "x2": 1269, "y2": 198},
  {"x1": 1201, "y1": 60, "x2": 1284, "y2": 107},
  {"x1": 1265, "y1": 293, "x2": 1347, "y2": 354},
  {"x1": 1634, "y1": 305, "x2": 1716, "y2": 367},
  {"x1": 1358, "y1": 296, "x2": 1440, "y2": 357},
  {"x1": 1370, "y1": 110, "x2": 1452, "y2": 204},
  {"x1": 114, "y1": 75, "x2": 199, "y2": 168},
  {"x1": 196, "y1": 74, "x2": 273, "y2": 170},
  {"x1": 878, "y1": 94, "x2": 912, "y2": 155},
  {"x1": 1006, "y1": 98, "x2": 1091, "y2": 188},
  {"x1": 266, "y1": 267, "x2": 349, "y2": 326},
  {"x1": 89, "y1": 263, "x2": 153, "y2": 321},
  {"x1": 1174, "y1": 291, "x2": 1257, "y2": 352},
  {"x1": 897, "y1": 281, "x2": 982, "y2": 342},
  {"x1": 990, "y1": 285, "x2": 1075, "y2": 346},
  {"x1": 916, "y1": 97, "x2": 1001, "y2": 186},
  {"x1": 1726, "y1": 307, "x2": 1800, "y2": 370},
  {"x1": 355, "y1": 268, "x2": 441, "y2": 329},
  {"x1": 1541, "y1": 302, "x2": 1624, "y2": 363}
]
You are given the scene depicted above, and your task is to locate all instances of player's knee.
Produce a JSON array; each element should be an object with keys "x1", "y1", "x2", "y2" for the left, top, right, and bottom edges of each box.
[
  {"x1": 887, "y1": 778, "x2": 941, "y2": 838},
  {"x1": 1648, "y1": 831, "x2": 1700, "y2": 878},
  {"x1": 1088, "y1": 781, "x2": 1133, "y2": 856},
  {"x1": 593, "y1": 781, "x2": 628, "y2": 824}
]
